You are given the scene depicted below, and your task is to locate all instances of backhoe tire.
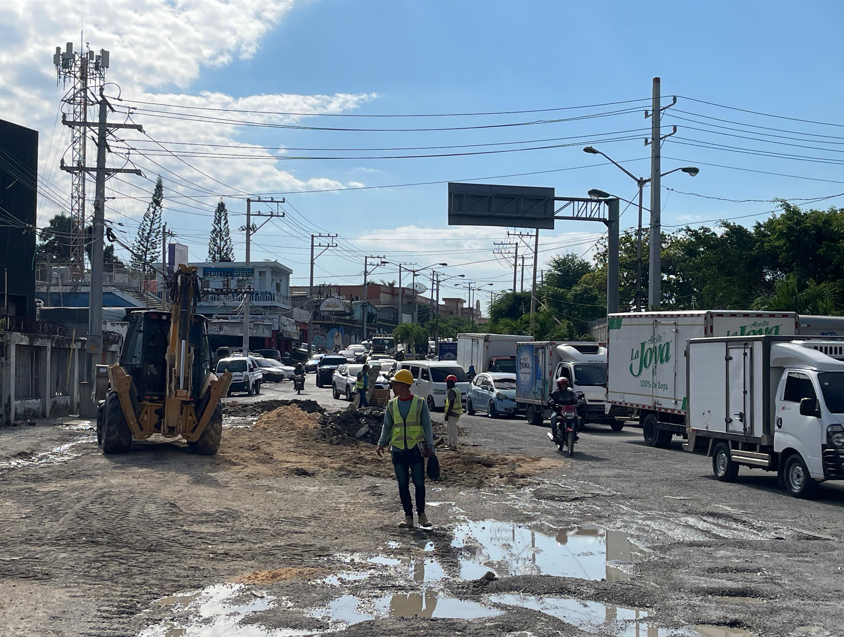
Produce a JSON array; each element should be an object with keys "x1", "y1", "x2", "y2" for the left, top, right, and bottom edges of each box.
[
  {"x1": 189, "y1": 404, "x2": 222, "y2": 456},
  {"x1": 101, "y1": 390, "x2": 132, "y2": 454}
]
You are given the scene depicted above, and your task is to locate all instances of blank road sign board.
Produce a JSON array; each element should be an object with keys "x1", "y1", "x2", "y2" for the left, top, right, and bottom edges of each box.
[{"x1": 447, "y1": 182, "x2": 556, "y2": 230}]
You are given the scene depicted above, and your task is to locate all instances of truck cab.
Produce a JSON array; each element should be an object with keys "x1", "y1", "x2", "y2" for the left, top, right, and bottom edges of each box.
[
  {"x1": 552, "y1": 343, "x2": 623, "y2": 429},
  {"x1": 687, "y1": 336, "x2": 844, "y2": 497}
]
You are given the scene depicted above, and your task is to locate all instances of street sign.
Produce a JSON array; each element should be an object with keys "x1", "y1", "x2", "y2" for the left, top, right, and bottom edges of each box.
[{"x1": 448, "y1": 182, "x2": 556, "y2": 230}]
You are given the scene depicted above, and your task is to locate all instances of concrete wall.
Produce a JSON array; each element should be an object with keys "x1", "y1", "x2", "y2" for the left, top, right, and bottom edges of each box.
[{"x1": 0, "y1": 331, "x2": 105, "y2": 424}]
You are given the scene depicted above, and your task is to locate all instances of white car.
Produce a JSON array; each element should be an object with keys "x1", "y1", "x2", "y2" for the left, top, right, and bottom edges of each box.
[
  {"x1": 217, "y1": 356, "x2": 263, "y2": 396},
  {"x1": 396, "y1": 360, "x2": 470, "y2": 412},
  {"x1": 332, "y1": 364, "x2": 389, "y2": 401}
]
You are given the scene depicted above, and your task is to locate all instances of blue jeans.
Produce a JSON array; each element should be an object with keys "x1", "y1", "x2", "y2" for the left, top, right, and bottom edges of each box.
[
  {"x1": 359, "y1": 387, "x2": 368, "y2": 407},
  {"x1": 391, "y1": 446, "x2": 425, "y2": 516}
]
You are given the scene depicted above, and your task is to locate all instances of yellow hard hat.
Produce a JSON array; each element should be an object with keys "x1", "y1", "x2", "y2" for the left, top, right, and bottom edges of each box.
[{"x1": 391, "y1": 369, "x2": 414, "y2": 385}]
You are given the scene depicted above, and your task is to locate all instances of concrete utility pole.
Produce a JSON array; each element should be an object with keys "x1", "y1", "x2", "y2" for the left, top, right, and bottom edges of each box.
[
  {"x1": 241, "y1": 197, "x2": 284, "y2": 354},
  {"x1": 61, "y1": 88, "x2": 141, "y2": 373},
  {"x1": 648, "y1": 77, "x2": 661, "y2": 310},
  {"x1": 308, "y1": 233, "x2": 336, "y2": 354},
  {"x1": 362, "y1": 255, "x2": 385, "y2": 342},
  {"x1": 520, "y1": 255, "x2": 525, "y2": 292},
  {"x1": 513, "y1": 241, "x2": 519, "y2": 292},
  {"x1": 530, "y1": 229, "x2": 539, "y2": 330}
]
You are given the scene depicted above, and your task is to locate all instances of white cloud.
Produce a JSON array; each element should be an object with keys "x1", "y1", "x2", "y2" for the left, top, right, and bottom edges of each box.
[
  {"x1": 0, "y1": 0, "x2": 375, "y2": 259},
  {"x1": 346, "y1": 181, "x2": 366, "y2": 189}
]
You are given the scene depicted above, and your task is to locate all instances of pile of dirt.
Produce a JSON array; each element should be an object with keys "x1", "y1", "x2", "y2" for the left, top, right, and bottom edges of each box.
[
  {"x1": 319, "y1": 407, "x2": 385, "y2": 445},
  {"x1": 224, "y1": 399, "x2": 324, "y2": 418},
  {"x1": 254, "y1": 405, "x2": 323, "y2": 432}
]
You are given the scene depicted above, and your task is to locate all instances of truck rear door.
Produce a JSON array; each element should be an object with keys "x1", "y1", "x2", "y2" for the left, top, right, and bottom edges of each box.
[{"x1": 726, "y1": 343, "x2": 753, "y2": 435}]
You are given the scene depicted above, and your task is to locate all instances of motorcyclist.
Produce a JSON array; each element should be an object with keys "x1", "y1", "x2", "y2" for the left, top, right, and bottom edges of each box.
[
  {"x1": 549, "y1": 377, "x2": 580, "y2": 443},
  {"x1": 294, "y1": 362, "x2": 305, "y2": 376}
]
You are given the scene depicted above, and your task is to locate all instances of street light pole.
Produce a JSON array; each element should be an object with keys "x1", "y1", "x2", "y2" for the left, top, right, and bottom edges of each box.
[{"x1": 584, "y1": 144, "x2": 697, "y2": 311}]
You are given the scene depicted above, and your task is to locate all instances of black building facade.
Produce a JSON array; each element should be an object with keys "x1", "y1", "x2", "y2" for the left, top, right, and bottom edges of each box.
[{"x1": 0, "y1": 119, "x2": 38, "y2": 318}]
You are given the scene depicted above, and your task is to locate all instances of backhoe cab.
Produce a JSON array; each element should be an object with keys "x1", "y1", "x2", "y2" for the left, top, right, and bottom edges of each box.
[{"x1": 96, "y1": 265, "x2": 232, "y2": 454}]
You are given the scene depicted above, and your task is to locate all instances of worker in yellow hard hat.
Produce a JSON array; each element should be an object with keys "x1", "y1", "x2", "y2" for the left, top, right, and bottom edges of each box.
[{"x1": 376, "y1": 368, "x2": 435, "y2": 528}]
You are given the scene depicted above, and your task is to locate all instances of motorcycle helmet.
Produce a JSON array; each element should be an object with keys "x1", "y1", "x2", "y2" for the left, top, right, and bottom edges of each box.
[{"x1": 556, "y1": 377, "x2": 569, "y2": 389}]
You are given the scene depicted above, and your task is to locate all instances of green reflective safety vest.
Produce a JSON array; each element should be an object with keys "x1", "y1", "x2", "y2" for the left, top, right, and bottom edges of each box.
[
  {"x1": 445, "y1": 386, "x2": 463, "y2": 416},
  {"x1": 355, "y1": 372, "x2": 365, "y2": 390},
  {"x1": 389, "y1": 395, "x2": 425, "y2": 450}
]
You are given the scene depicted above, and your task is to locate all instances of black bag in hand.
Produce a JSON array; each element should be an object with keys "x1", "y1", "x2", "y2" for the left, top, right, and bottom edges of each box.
[{"x1": 426, "y1": 453, "x2": 440, "y2": 481}]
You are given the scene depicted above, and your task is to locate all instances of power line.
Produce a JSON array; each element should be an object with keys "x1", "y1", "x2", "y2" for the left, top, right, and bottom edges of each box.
[
  {"x1": 115, "y1": 105, "x2": 645, "y2": 133},
  {"x1": 115, "y1": 95, "x2": 650, "y2": 118},
  {"x1": 679, "y1": 95, "x2": 844, "y2": 130}
]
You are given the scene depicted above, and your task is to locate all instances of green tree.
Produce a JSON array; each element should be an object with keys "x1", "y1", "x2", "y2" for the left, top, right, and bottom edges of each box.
[
  {"x1": 208, "y1": 199, "x2": 235, "y2": 262},
  {"x1": 544, "y1": 253, "x2": 593, "y2": 290},
  {"x1": 132, "y1": 176, "x2": 163, "y2": 272},
  {"x1": 753, "y1": 274, "x2": 839, "y2": 315},
  {"x1": 393, "y1": 323, "x2": 429, "y2": 354},
  {"x1": 37, "y1": 214, "x2": 76, "y2": 262},
  {"x1": 489, "y1": 291, "x2": 532, "y2": 322}
]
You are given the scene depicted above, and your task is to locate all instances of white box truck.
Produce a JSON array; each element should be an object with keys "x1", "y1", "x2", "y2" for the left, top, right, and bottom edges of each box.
[
  {"x1": 685, "y1": 335, "x2": 844, "y2": 498},
  {"x1": 798, "y1": 315, "x2": 844, "y2": 336},
  {"x1": 515, "y1": 341, "x2": 625, "y2": 430},
  {"x1": 607, "y1": 311, "x2": 798, "y2": 447},
  {"x1": 456, "y1": 333, "x2": 532, "y2": 375}
]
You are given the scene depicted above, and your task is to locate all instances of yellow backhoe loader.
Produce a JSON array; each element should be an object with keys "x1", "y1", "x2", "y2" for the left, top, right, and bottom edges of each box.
[{"x1": 97, "y1": 265, "x2": 232, "y2": 454}]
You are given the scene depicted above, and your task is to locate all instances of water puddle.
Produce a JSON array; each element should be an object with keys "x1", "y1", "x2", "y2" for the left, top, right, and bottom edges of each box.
[
  {"x1": 367, "y1": 556, "x2": 400, "y2": 567},
  {"x1": 309, "y1": 592, "x2": 502, "y2": 627},
  {"x1": 489, "y1": 595, "x2": 754, "y2": 637},
  {"x1": 321, "y1": 571, "x2": 371, "y2": 586},
  {"x1": 453, "y1": 520, "x2": 647, "y2": 581},
  {"x1": 141, "y1": 583, "x2": 308, "y2": 637},
  {"x1": 0, "y1": 436, "x2": 94, "y2": 471}
]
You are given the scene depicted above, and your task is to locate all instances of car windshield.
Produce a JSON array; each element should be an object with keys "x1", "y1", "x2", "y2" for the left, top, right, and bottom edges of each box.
[
  {"x1": 819, "y1": 373, "x2": 844, "y2": 413},
  {"x1": 348, "y1": 365, "x2": 364, "y2": 375},
  {"x1": 489, "y1": 358, "x2": 516, "y2": 374},
  {"x1": 320, "y1": 356, "x2": 347, "y2": 367},
  {"x1": 268, "y1": 360, "x2": 284, "y2": 367},
  {"x1": 254, "y1": 359, "x2": 272, "y2": 368},
  {"x1": 307, "y1": 358, "x2": 321, "y2": 364},
  {"x1": 431, "y1": 366, "x2": 469, "y2": 383},
  {"x1": 494, "y1": 379, "x2": 517, "y2": 391},
  {"x1": 574, "y1": 364, "x2": 607, "y2": 386},
  {"x1": 217, "y1": 359, "x2": 246, "y2": 373}
]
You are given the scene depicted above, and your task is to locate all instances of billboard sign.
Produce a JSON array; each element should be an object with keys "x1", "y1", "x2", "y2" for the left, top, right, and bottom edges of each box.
[
  {"x1": 320, "y1": 297, "x2": 347, "y2": 312},
  {"x1": 448, "y1": 182, "x2": 556, "y2": 230}
]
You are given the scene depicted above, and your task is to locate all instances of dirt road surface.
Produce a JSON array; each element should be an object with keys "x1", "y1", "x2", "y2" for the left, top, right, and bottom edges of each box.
[{"x1": 2, "y1": 374, "x2": 843, "y2": 637}]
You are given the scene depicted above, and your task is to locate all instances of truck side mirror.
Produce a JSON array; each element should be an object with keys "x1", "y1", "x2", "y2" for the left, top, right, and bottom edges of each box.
[{"x1": 799, "y1": 397, "x2": 821, "y2": 417}]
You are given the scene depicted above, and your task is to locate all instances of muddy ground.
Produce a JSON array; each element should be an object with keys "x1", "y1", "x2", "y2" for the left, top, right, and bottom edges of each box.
[{"x1": 2, "y1": 377, "x2": 844, "y2": 637}]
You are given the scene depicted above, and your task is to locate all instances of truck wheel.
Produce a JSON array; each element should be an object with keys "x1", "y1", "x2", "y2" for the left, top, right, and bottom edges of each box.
[
  {"x1": 188, "y1": 404, "x2": 222, "y2": 455},
  {"x1": 526, "y1": 405, "x2": 543, "y2": 426},
  {"x1": 642, "y1": 414, "x2": 659, "y2": 447},
  {"x1": 255, "y1": 382, "x2": 261, "y2": 395},
  {"x1": 712, "y1": 443, "x2": 739, "y2": 482},
  {"x1": 610, "y1": 421, "x2": 624, "y2": 432},
  {"x1": 247, "y1": 381, "x2": 254, "y2": 397},
  {"x1": 317, "y1": 377, "x2": 323, "y2": 388},
  {"x1": 101, "y1": 390, "x2": 132, "y2": 454},
  {"x1": 783, "y1": 453, "x2": 819, "y2": 499},
  {"x1": 466, "y1": 398, "x2": 475, "y2": 416},
  {"x1": 656, "y1": 430, "x2": 673, "y2": 448}
]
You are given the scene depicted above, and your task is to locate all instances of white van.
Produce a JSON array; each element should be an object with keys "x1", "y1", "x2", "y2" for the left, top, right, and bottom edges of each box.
[{"x1": 398, "y1": 360, "x2": 471, "y2": 412}]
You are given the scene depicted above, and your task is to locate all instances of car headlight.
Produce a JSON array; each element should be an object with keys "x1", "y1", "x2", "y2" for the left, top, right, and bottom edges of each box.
[
  {"x1": 433, "y1": 389, "x2": 446, "y2": 395},
  {"x1": 828, "y1": 424, "x2": 844, "y2": 447},
  {"x1": 496, "y1": 392, "x2": 506, "y2": 400}
]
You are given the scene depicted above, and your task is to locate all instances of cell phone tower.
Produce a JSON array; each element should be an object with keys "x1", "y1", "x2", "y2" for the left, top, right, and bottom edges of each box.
[{"x1": 53, "y1": 40, "x2": 109, "y2": 280}]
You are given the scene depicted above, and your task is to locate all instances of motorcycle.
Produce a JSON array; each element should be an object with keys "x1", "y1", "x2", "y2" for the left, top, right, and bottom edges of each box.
[
  {"x1": 293, "y1": 374, "x2": 305, "y2": 395},
  {"x1": 546, "y1": 393, "x2": 585, "y2": 457}
]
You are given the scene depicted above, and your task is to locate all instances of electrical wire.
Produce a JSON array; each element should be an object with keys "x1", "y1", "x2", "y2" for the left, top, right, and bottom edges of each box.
[{"x1": 115, "y1": 95, "x2": 650, "y2": 118}]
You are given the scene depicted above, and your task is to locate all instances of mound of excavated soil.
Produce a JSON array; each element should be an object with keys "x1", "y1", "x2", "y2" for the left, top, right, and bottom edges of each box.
[
  {"x1": 224, "y1": 399, "x2": 324, "y2": 417},
  {"x1": 221, "y1": 403, "x2": 563, "y2": 487}
]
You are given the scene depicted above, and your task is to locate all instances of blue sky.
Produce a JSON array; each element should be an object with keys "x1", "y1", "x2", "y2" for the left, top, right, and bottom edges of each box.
[{"x1": 7, "y1": 0, "x2": 844, "y2": 308}]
